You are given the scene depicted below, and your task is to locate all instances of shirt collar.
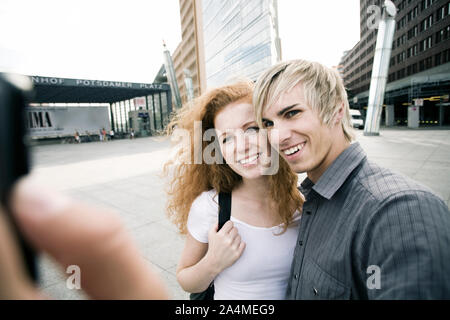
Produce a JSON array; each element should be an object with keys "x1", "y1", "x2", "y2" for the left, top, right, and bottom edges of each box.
[{"x1": 304, "y1": 142, "x2": 367, "y2": 200}]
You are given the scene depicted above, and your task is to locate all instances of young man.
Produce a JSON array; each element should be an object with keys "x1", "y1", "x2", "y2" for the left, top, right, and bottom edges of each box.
[{"x1": 253, "y1": 59, "x2": 450, "y2": 299}]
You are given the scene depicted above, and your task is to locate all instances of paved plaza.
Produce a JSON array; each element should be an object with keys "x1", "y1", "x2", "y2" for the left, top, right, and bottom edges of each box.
[{"x1": 29, "y1": 128, "x2": 450, "y2": 299}]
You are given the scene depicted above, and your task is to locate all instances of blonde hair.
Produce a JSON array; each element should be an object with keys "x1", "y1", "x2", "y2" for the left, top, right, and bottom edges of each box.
[
  {"x1": 163, "y1": 81, "x2": 303, "y2": 235},
  {"x1": 253, "y1": 59, "x2": 355, "y2": 142}
]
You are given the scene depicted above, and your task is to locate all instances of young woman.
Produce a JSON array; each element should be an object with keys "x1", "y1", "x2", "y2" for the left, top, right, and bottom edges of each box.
[{"x1": 164, "y1": 81, "x2": 304, "y2": 300}]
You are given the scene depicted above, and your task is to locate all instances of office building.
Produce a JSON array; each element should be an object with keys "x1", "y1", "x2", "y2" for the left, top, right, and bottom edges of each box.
[
  {"x1": 341, "y1": 0, "x2": 450, "y2": 126},
  {"x1": 172, "y1": 0, "x2": 206, "y2": 106},
  {"x1": 202, "y1": 0, "x2": 281, "y2": 87}
]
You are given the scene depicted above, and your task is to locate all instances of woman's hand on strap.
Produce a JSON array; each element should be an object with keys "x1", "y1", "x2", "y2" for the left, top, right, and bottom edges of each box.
[{"x1": 204, "y1": 221, "x2": 246, "y2": 274}]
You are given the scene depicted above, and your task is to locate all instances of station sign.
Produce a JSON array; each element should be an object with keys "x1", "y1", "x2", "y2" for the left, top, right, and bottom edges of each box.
[{"x1": 30, "y1": 76, "x2": 170, "y2": 91}]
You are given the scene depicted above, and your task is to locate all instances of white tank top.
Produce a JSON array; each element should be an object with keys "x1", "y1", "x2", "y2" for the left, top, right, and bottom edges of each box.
[{"x1": 187, "y1": 190, "x2": 301, "y2": 300}]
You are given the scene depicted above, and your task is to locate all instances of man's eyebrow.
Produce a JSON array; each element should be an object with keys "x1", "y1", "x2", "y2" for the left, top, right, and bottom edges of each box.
[{"x1": 277, "y1": 104, "x2": 299, "y2": 116}]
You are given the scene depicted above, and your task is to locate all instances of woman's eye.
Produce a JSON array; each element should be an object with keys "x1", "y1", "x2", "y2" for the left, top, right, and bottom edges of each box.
[
  {"x1": 222, "y1": 136, "x2": 230, "y2": 144},
  {"x1": 245, "y1": 126, "x2": 259, "y2": 134}
]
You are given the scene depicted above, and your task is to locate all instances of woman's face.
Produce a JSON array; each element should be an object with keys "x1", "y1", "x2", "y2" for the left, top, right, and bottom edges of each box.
[{"x1": 214, "y1": 101, "x2": 269, "y2": 180}]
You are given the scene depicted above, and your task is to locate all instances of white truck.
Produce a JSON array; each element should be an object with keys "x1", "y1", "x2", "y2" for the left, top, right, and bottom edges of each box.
[{"x1": 349, "y1": 109, "x2": 364, "y2": 129}]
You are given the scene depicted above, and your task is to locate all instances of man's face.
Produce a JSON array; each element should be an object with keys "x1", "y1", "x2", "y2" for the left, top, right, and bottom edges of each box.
[{"x1": 262, "y1": 83, "x2": 337, "y2": 180}]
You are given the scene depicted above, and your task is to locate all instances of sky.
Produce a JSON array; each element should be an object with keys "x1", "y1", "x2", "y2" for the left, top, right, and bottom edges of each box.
[{"x1": 0, "y1": 0, "x2": 360, "y2": 83}]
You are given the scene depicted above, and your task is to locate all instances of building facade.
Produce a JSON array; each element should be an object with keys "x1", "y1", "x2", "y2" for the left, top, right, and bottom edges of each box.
[
  {"x1": 172, "y1": 0, "x2": 206, "y2": 106},
  {"x1": 341, "y1": 0, "x2": 450, "y2": 126},
  {"x1": 202, "y1": 0, "x2": 281, "y2": 88}
]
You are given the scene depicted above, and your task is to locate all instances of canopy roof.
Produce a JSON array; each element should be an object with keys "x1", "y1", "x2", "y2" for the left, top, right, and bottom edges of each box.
[{"x1": 26, "y1": 75, "x2": 171, "y2": 104}]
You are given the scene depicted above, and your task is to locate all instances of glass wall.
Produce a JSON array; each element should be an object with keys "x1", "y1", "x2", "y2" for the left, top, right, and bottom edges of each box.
[
  {"x1": 202, "y1": 0, "x2": 274, "y2": 87},
  {"x1": 109, "y1": 90, "x2": 171, "y2": 136}
]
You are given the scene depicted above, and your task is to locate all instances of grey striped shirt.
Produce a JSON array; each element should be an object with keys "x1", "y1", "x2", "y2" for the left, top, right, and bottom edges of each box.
[{"x1": 287, "y1": 142, "x2": 450, "y2": 299}]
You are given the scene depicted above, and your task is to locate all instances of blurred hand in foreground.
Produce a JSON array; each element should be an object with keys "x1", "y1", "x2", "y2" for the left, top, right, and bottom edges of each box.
[{"x1": 0, "y1": 177, "x2": 169, "y2": 300}]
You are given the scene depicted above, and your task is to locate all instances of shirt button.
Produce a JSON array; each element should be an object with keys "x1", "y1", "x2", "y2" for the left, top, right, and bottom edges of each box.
[
  {"x1": 306, "y1": 210, "x2": 312, "y2": 215},
  {"x1": 298, "y1": 240, "x2": 303, "y2": 246},
  {"x1": 313, "y1": 287, "x2": 319, "y2": 296},
  {"x1": 294, "y1": 274, "x2": 299, "y2": 280}
]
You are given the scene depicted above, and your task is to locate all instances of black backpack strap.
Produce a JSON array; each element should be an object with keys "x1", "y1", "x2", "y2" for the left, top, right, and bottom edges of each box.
[
  {"x1": 218, "y1": 192, "x2": 232, "y2": 230},
  {"x1": 190, "y1": 192, "x2": 231, "y2": 301}
]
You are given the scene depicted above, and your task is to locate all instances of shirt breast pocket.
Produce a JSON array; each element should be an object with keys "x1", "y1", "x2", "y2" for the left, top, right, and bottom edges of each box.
[{"x1": 300, "y1": 258, "x2": 351, "y2": 300}]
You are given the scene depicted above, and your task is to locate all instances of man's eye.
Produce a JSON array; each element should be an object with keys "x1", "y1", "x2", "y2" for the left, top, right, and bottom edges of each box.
[
  {"x1": 263, "y1": 120, "x2": 274, "y2": 128},
  {"x1": 222, "y1": 136, "x2": 230, "y2": 143},
  {"x1": 285, "y1": 110, "x2": 300, "y2": 118}
]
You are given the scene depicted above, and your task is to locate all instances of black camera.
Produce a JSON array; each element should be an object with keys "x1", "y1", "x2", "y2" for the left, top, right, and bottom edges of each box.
[{"x1": 0, "y1": 73, "x2": 37, "y2": 281}]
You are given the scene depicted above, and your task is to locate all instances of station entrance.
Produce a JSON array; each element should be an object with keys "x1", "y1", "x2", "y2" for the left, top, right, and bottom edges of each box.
[{"x1": 26, "y1": 75, "x2": 173, "y2": 139}]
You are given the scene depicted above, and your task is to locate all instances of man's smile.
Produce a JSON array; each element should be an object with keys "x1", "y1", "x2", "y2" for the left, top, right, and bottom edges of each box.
[{"x1": 281, "y1": 142, "x2": 306, "y2": 157}]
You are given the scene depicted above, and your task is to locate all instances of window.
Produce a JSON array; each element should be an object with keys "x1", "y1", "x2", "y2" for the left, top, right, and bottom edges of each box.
[
  {"x1": 436, "y1": 29, "x2": 444, "y2": 43},
  {"x1": 397, "y1": 51, "x2": 407, "y2": 63},
  {"x1": 408, "y1": 25, "x2": 419, "y2": 40},
  {"x1": 435, "y1": 52, "x2": 442, "y2": 66},
  {"x1": 425, "y1": 57, "x2": 433, "y2": 69},
  {"x1": 443, "y1": 49, "x2": 450, "y2": 63},
  {"x1": 407, "y1": 6, "x2": 419, "y2": 23},
  {"x1": 421, "y1": 15, "x2": 433, "y2": 31},
  {"x1": 437, "y1": 5, "x2": 446, "y2": 21},
  {"x1": 396, "y1": 68, "x2": 405, "y2": 79},
  {"x1": 388, "y1": 72, "x2": 396, "y2": 82},
  {"x1": 409, "y1": 45, "x2": 417, "y2": 58},
  {"x1": 419, "y1": 59, "x2": 425, "y2": 71},
  {"x1": 420, "y1": 36, "x2": 432, "y2": 51},
  {"x1": 421, "y1": 0, "x2": 435, "y2": 11}
]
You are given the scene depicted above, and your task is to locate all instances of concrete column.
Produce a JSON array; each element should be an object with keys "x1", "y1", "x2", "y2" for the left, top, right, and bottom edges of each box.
[
  {"x1": 385, "y1": 105, "x2": 394, "y2": 126},
  {"x1": 408, "y1": 106, "x2": 420, "y2": 128}
]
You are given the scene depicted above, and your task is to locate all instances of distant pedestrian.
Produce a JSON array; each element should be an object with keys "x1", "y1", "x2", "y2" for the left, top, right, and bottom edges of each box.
[
  {"x1": 109, "y1": 129, "x2": 114, "y2": 141},
  {"x1": 102, "y1": 128, "x2": 107, "y2": 142},
  {"x1": 74, "y1": 131, "x2": 81, "y2": 144},
  {"x1": 130, "y1": 129, "x2": 135, "y2": 140},
  {"x1": 99, "y1": 129, "x2": 103, "y2": 142}
]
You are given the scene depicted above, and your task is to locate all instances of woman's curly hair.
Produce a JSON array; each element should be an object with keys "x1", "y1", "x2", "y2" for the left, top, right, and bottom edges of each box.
[{"x1": 163, "y1": 81, "x2": 303, "y2": 235}]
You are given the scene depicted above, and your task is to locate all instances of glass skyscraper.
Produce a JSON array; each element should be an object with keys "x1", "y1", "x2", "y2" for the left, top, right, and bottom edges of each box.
[{"x1": 202, "y1": 0, "x2": 280, "y2": 87}]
